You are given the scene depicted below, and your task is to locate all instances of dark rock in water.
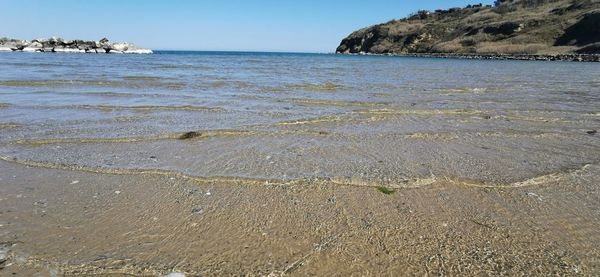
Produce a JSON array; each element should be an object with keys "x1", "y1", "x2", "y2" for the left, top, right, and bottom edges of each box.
[
  {"x1": 0, "y1": 36, "x2": 152, "y2": 54},
  {"x1": 587, "y1": 130, "x2": 597, "y2": 135},
  {"x1": 179, "y1": 131, "x2": 203, "y2": 140}
]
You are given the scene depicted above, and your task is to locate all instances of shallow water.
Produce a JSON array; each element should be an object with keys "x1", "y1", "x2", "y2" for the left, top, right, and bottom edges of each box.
[{"x1": 1, "y1": 51, "x2": 599, "y2": 186}]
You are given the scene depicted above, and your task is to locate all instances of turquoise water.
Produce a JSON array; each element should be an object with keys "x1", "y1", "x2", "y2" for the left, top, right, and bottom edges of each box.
[{"x1": 1, "y1": 51, "x2": 599, "y2": 186}]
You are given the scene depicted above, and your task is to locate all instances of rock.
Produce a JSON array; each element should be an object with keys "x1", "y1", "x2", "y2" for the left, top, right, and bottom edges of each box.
[
  {"x1": 22, "y1": 41, "x2": 43, "y2": 52},
  {"x1": 0, "y1": 243, "x2": 10, "y2": 269},
  {"x1": 587, "y1": 130, "x2": 597, "y2": 135},
  {"x1": 74, "y1": 40, "x2": 97, "y2": 51},
  {"x1": 576, "y1": 42, "x2": 600, "y2": 54},
  {"x1": 111, "y1": 42, "x2": 130, "y2": 52},
  {"x1": 0, "y1": 37, "x2": 152, "y2": 54},
  {"x1": 0, "y1": 38, "x2": 26, "y2": 51},
  {"x1": 555, "y1": 12, "x2": 600, "y2": 46},
  {"x1": 526, "y1": 192, "x2": 543, "y2": 201}
]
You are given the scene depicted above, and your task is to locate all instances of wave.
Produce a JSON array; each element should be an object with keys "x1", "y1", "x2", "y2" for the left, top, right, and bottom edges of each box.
[
  {"x1": 0, "y1": 122, "x2": 19, "y2": 128},
  {"x1": 66, "y1": 104, "x2": 225, "y2": 112},
  {"x1": 0, "y1": 79, "x2": 187, "y2": 90},
  {"x1": 279, "y1": 98, "x2": 389, "y2": 107},
  {"x1": 435, "y1": 87, "x2": 494, "y2": 94},
  {"x1": 0, "y1": 90, "x2": 195, "y2": 100},
  {"x1": 13, "y1": 129, "x2": 254, "y2": 145},
  {"x1": 122, "y1": 75, "x2": 175, "y2": 81},
  {"x1": 0, "y1": 155, "x2": 437, "y2": 189},
  {"x1": 2, "y1": 155, "x2": 594, "y2": 190},
  {"x1": 155, "y1": 64, "x2": 213, "y2": 70},
  {"x1": 354, "y1": 108, "x2": 483, "y2": 116},
  {"x1": 285, "y1": 82, "x2": 351, "y2": 92},
  {"x1": 448, "y1": 164, "x2": 595, "y2": 188},
  {"x1": 276, "y1": 115, "x2": 346, "y2": 126}
]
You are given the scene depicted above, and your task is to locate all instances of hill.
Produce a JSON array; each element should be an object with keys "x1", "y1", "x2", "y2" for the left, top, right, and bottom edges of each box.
[{"x1": 336, "y1": 0, "x2": 600, "y2": 57}]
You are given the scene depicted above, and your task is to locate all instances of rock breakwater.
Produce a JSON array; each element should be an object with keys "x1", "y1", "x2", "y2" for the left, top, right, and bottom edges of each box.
[{"x1": 0, "y1": 37, "x2": 152, "y2": 54}]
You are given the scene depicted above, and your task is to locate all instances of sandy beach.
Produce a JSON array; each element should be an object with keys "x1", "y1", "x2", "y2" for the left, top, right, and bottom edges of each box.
[{"x1": 1, "y1": 156, "x2": 599, "y2": 275}]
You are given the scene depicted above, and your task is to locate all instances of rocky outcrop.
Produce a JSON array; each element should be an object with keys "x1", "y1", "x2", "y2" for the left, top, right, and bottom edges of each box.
[
  {"x1": 336, "y1": 0, "x2": 600, "y2": 59},
  {"x1": 0, "y1": 37, "x2": 152, "y2": 54},
  {"x1": 555, "y1": 12, "x2": 600, "y2": 46}
]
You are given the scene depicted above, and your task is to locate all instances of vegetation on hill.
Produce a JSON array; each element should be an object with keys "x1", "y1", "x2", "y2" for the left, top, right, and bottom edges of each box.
[{"x1": 336, "y1": 0, "x2": 600, "y2": 55}]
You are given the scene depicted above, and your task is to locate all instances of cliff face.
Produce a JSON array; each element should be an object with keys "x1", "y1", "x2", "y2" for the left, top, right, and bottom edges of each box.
[{"x1": 336, "y1": 0, "x2": 600, "y2": 55}]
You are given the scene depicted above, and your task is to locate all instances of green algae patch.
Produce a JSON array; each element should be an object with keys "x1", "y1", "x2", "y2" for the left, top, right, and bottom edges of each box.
[{"x1": 376, "y1": 186, "x2": 396, "y2": 195}]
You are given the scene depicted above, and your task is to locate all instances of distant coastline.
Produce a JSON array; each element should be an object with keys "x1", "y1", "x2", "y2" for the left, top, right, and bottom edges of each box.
[
  {"x1": 0, "y1": 37, "x2": 152, "y2": 54},
  {"x1": 338, "y1": 52, "x2": 600, "y2": 62}
]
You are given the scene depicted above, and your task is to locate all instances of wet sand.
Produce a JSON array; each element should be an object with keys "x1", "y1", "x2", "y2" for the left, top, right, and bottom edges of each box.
[{"x1": 1, "y1": 158, "x2": 599, "y2": 276}]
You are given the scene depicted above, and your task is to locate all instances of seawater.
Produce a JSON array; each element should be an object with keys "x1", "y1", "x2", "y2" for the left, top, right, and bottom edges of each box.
[{"x1": 1, "y1": 51, "x2": 599, "y2": 186}]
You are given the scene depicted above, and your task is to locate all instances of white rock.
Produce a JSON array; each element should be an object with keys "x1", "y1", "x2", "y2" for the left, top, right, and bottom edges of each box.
[
  {"x1": 0, "y1": 47, "x2": 12, "y2": 52},
  {"x1": 111, "y1": 42, "x2": 130, "y2": 52},
  {"x1": 23, "y1": 41, "x2": 42, "y2": 52}
]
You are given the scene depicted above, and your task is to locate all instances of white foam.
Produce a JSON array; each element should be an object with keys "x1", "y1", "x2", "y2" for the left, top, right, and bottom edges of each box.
[
  {"x1": 124, "y1": 49, "x2": 153, "y2": 54},
  {"x1": 54, "y1": 48, "x2": 86, "y2": 53},
  {"x1": 161, "y1": 273, "x2": 185, "y2": 277}
]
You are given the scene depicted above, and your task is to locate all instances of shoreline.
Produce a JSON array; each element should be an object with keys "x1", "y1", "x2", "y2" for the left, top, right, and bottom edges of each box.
[{"x1": 336, "y1": 52, "x2": 600, "y2": 62}]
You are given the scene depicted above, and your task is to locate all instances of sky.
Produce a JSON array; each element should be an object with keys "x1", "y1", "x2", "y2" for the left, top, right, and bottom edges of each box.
[{"x1": 1, "y1": 0, "x2": 494, "y2": 52}]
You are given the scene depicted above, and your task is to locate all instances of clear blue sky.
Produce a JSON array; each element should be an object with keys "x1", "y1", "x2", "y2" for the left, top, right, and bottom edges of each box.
[{"x1": 1, "y1": 0, "x2": 494, "y2": 52}]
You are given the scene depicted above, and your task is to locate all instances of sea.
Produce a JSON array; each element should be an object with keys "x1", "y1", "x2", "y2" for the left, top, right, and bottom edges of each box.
[{"x1": 0, "y1": 51, "x2": 599, "y2": 187}]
